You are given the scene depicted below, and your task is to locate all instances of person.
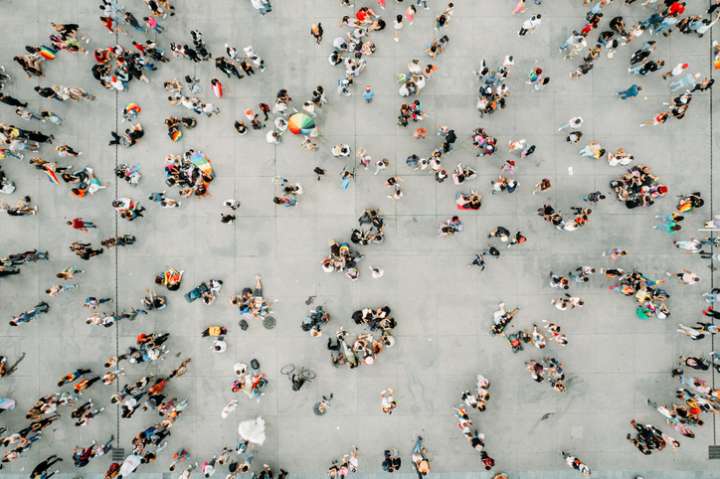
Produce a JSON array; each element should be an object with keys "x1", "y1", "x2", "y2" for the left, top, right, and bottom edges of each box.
[
  {"x1": 583, "y1": 191, "x2": 606, "y2": 203},
  {"x1": 2, "y1": 196, "x2": 38, "y2": 216},
  {"x1": 30, "y1": 455, "x2": 63, "y2": 479},
  {"x1": 411, "y1": 436, "x2": 430, "y2": 477},
  {"x1": 380, "y1": 388, "x2": 397, "y2": 414},
  {"x1": 10, "y1": 301, "x2": 50, "y2": 326},
  {"x1": 40, "y1": 111, "x2": 63, "y2": 125},
  {"x1": 250, "y1": 0, "x2": 272, "y2": 15},
  {"x1": 119, "y1": 454, "x2": 142, "y2": 478},
  {"x1": 393, "y1": 14, "x2": 404, "y2": 42},
  {"x1": 519, "y1": 14, "x2": 541, "y2": 36},
  {"x1": 672, "y1": 269, "x2": 700, "y2": 285},
  {"x1": 313, "y1": 393, "x2": 333, "y2": 416},
  {"x1": 0, "y1": 94, "x2": 27, "y2": 108},
  {"x1": 210, "y1": 79, "x2": 223, "y2": 98},
  {"x1": 653, "y1": 212, "x2": 683, "y2": 234},
  {"x1": 561, "y1": 451, "x2": 591, "y2": 476},
  {"x1": 558, "y1": 116, "x2": 583, "y2": 131},
  {"x1": 678, "y1": 355, "x2": 710, "y2": 371},
  {"x1": 362, "y1": 85, "x2": 374, "y2": 103},
  {"x1": 382, "y1": 449, "x2": 401, "y2": 473},
  {"x1": 618, "y1": 84, "x2": 642, "y2": 99},
  {"x1": 67, "y1": 218, "x2": 97, "y2": 231},
  {"x1": 169, "y1": 449, "x2": 191, "y2": 472},
  {"x1": 662, "y1": 62, "x2": 689, "y2": 80},
  {"x1": 311, "y1": 23, "x2": 323, "y2": 44}
]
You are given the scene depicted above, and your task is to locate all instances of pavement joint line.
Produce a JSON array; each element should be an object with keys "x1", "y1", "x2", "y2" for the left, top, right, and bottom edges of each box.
[
  {"x1": 113, "y1": 13, "x2": 121, "y2": 448},
  {"x1": 708, "y1": 0, "x2": 717, "y2": 447}
]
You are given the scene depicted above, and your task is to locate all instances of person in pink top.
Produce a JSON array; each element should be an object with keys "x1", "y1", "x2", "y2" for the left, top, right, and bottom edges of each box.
[{"x1": 143, "y1": 15, "x2": 164, "y2": 33}]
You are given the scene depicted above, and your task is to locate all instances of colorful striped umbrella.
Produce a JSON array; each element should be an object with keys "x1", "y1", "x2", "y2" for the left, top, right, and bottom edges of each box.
[
  {"x1": 43, "y1": 166, "x2": 60, "y2": 185},
  {"x1": 39, "y1": 45, "x2": 57, "y2": 61},
  {"x1": 287, "y1": 112, "x2": 316, "y2": 136},
  {"x1": 190, "y1": 151, "x2": 214, "y2": 179}
]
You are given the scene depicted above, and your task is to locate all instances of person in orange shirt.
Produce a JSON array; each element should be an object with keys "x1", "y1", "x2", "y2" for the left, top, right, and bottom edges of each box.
[{"x1": 74, "y1": 376, "x2": 101, "y2": 394}]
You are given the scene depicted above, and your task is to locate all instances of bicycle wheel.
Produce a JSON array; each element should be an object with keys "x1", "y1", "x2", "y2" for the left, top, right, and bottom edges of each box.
[
  {"x1": 280, "y1": 364, "x2": 295, "y2": 376},
  {"x1": 301, "y1": 368, "x2": 316, "y2": 380}
]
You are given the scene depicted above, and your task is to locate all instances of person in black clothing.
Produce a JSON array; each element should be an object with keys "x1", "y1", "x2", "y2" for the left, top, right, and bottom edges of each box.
[
  {"x1": 124, "y1": 12, "x2": 146, "y2": 32},
  {"x1": 0, "y1": 94, "x2": 27, "y2": 108},
  {"x1": 215, "y1": 57, "x2": 243, "y2": 79},
  {"x1": 382, "y1": 449, "x2": 402, "y2": 472},
  {"x1": 184, "y1": 45, "x2": 201, "y2": 62},
  {"x1": 0, "y1": 265, "x2": 20, "y2": 277},
  {"x1": 440, "y1": 127, "x2": 457, "y2": 152},
  {"x1": 51, "y1": 22, "x2": 79, "y2": 37},
  {"x1": 30, "y1": 455, "x2": 63, "y2": 479},
  {"x1": 109, "y1": 123, "x2": 144, "y2": 147},
  {"x1": 34, "y1": 86, "x2": 62, "y2": 101}
]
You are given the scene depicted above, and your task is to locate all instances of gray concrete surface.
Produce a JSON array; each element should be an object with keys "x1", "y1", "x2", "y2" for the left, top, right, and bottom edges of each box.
[{"x1": 0, "y1": 0, "x2": 718, "y2": 476}]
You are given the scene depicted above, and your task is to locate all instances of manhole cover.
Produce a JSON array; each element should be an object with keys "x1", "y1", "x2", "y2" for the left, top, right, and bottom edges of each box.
[{"x1": 263, "y1": 316, "x2": 276, "y2": 329}]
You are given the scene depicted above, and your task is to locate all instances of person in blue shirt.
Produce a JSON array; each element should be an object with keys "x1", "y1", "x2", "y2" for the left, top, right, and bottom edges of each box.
[
  {"x1": 362, "y1": 85, "x2": 374, "y2": 103},
  {"x1": 618, "y1": 83, "x2": 642, "y2": 100}
]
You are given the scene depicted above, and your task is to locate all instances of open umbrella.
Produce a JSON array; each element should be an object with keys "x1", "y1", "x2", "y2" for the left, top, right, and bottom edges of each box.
[
  {"x1": 238, "y1": 416, "x2": 266, "y2": 445},
  {"x1": 287, "y1": 112, "x2": 317, "y2": 136},
  {"x1": 190, "y1": 151, "x2": 215, "y2": 179}
]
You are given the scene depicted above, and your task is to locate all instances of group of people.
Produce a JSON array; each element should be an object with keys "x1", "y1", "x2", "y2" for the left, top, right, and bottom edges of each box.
[
  {"x1": 538, "y1": 203, "x2": 594, "y2": 232},
  {"x1": 490, "y1": 299, "x2": 570, "y2": 392},
  {"x1": 231, "y1": 276, "x2": 274, "y2": 330},
  {"x1": 453, "y1": 406, "x2": 496, "y2": 470},
  {"x1": 470, "y1": 227, "x2": 527, "y2": 273},
  {"x1": 329, "y1": 6, "x2": 381, "y2": 96},
  {"x1": 525, "y1": 357, "x2": 567, "y2": 392},
  {"x1": 474, "y1": 57, "x2": 514, "y2": 116},
  {"x1": 163, "y1": 149, "x2": 215, "y2": 198},
  {"x1": 322, "y1": 240, "x2": 363, "y2": 280},
  {"x1": 404, "y1": 126, "x2": 457, "y2": 184},
  {"x1": 609, "y1": 165, "x2": 668, "y2": 209},
  {"x1": 0, "y1": 249, "x2": 48, "y2": 277},
  {"x1": 327, "y1": 305, "x2": 397, "y2": 368},
  {"x1": 2, "y1": 0, "x2": 720, "y2": 476}
]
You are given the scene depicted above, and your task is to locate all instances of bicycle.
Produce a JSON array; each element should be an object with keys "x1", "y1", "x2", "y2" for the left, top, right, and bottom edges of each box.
[{"x1": 280, "y1": 363, "x2": 316, "y2": 391}]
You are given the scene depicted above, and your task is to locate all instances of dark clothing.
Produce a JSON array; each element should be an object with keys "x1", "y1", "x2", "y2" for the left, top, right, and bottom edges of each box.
[{"x1": 0, "y1": 94, "x2": 27, "y2": 108}]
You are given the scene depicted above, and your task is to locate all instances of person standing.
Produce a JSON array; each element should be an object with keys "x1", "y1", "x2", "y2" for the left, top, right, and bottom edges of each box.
[
  {"x1": 393, "y1": 14, "x2": 404, "y2": 42},
  {"x1": 311, "y1": 22, "x2": 323, "y2": 44},
  {"x1": 411, "y1": 436, "x2": 431, "y2": 477},
  {"x1": 30, "y1": 455, "x2": 63, "y2": 479},
  {"x1": 362, "y1": 86, "x2": 375, "y2": 103},
  {"x1": 618, "y1": 84, "x2": 642, "y2": 100},
  {"x1": 67, "y1": 218, "x2": 97, "y2": 232},
  {"x1": 519, "y1": 14, "x2": 541, "y2": 36}
]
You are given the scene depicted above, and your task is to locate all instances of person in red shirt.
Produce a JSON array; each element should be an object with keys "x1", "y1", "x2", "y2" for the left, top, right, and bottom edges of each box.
[
  {"x1": 148, "y1": 378, "x2": 167, "y2": 396},
  {"x1": 67, "y1": 218, "x2": 97, "y2": 231},
  {"x1": 667, "y1": 1, "x2": 686, "y2": 16}
]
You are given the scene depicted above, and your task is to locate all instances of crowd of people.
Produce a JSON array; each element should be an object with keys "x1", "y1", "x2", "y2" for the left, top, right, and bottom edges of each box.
[
  {"x1": 0, "y1": 0, "x2": 719, "y2": 477},
  {"x1": 326, "y1": 305, "x2": 397, "y2": 369}
]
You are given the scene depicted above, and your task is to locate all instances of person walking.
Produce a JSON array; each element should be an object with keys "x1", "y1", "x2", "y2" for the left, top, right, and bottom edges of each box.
[{"x1": 618, "y1": 84, "x2": 642, "y2": 100}]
